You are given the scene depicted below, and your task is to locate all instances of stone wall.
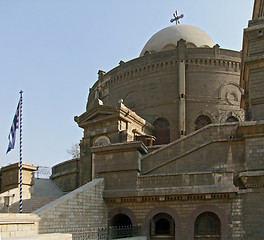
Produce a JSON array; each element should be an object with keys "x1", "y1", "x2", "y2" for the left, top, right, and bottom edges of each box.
[
  {"x1": 35, "y1": 178, "x2": 107, "y2": 234},
  {"x1": 241, "y1": 13, "x2": 264, "y2": 121},
  {"x1": 249, "y1": 69, "x2": 264, "y2": 120},
  {"x1": 106, "y1": 195, "x2": 237, "y2": 240},
  {"x1": 0, "y1": 163, "x2": 37, "y2": 196},
  {"x1": 0, "y1": 213, "x2": 39, "y2": 239},
  {"x1": 0, "y1": 210, "x2": 72, "y2": 239},
  {"x1": 0, "y1": 163, "x2": 38, "y2": 212},
  {"x1": 91, "y1": 142, "x2": 147, "y2": 191},
  {"x1": 245, "y1": 135, "x2": 264, "y2": 170},
  {"x1": 141, "y1": 124, "x2": 238, "y2": 174},
  {"x1": 51, "y1": 158, "x2": 80, "y2": 192},
  {"x1": 243, "y1": 189, "x2": 264, "y2": 239}
]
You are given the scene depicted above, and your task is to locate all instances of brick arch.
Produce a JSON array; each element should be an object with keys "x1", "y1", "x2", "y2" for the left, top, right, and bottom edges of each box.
[
  {"x1": 108, "y1": 207, "x2": 138, "y2": 226},
  {"x1": 143, "y1": 206, "x2": 181, "y2": 240},
  {"x1": 187, "y1": 205, "x2": 228, "y2": 240}
]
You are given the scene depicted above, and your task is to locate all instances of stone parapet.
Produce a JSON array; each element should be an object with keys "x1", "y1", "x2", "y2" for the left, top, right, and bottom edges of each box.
[
  {"x1": 51, "y1": 158, "x2": 80, "y2": 192},
  {"x1": 1, "y1": 163, "x2": 37, "y2": 194},
  {"x1": 141, "y1": 123, "x2": 238, "y2": 174}
]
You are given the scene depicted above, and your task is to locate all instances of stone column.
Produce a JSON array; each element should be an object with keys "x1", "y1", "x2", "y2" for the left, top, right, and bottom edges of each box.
[
  {"x1": 179, "y1": 60, "x2": 186, "y2": 136},
  {"x1": 177, "y1": 39, "x2": 186, "y2": 137}
]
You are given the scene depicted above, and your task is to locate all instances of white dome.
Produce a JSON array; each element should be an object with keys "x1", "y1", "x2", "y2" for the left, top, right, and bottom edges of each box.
[{"x1": 140, "y1": 24, "x2": 215, "y2": 56}]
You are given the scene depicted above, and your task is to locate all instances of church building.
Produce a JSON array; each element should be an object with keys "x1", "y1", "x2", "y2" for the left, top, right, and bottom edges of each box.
[
  {"x1": 1, "y1": 1, "x2": 264, "y2": 240},
  {"x1": 49, "y1": 1, "x2": 264, "y2": 239}
]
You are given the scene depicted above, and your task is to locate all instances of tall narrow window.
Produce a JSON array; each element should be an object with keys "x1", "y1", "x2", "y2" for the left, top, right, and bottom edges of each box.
[
  {"x1": 194, "y1": 212, "x2": 220, "y2": 239},
  {"x1": 154, "y1": 118, "x2": 170, "y2": 145}
]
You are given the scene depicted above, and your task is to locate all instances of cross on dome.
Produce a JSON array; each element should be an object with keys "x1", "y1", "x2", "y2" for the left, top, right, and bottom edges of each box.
[{"x1": 170, "y1": 10, "x2": 184, "y2": 25}]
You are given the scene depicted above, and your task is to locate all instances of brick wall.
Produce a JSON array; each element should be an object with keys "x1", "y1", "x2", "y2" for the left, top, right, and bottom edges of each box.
[{"x1": 35, "y1": 178, "x2": 107, "y2": 234}]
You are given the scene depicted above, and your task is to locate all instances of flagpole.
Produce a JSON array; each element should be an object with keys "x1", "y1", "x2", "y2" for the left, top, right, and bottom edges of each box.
[{"x1": 19, "y1": 90, "x2": 23, "y2": 213}]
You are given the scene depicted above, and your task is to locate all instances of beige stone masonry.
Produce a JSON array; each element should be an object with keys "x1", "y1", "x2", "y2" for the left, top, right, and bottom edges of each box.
[
  {"x1": 3, "y1": 233, "x2": 72, "y2": 240},
  {"x1": 35, "y1": 178, "x2": 107, "y2": 234},
  {"x1": 0, "y1": 213, "x2": 39, "y2": 239}
]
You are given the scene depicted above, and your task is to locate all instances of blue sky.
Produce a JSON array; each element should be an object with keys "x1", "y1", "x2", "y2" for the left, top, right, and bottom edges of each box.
[{"x1": 0, "y1": 0, "x2": 254, "y2": 168}]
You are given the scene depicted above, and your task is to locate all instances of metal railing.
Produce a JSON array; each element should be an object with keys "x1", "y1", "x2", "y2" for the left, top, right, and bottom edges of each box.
[
  {"x1": 34, "y1": 166, "x2": 52, "y2": 179},
  {"x1": 64, "y1": 227, "x2": 98, "y2": 240},
  {"x1": 64, "y1": 225, "x2": 142, "y2": 240},
  {"x1": 98, "y1": 225, "x2": 142, "y2": 239}
]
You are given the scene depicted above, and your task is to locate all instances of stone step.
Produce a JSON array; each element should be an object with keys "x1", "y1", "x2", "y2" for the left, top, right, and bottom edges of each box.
[{"x1": 8, "y1": 198, "x2": 58, "y2": 213}]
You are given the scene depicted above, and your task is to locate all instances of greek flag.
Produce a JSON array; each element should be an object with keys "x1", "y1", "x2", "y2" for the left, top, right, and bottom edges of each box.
[{"x1": 6, "y1": 100, "x2": 20, "y2": 154}]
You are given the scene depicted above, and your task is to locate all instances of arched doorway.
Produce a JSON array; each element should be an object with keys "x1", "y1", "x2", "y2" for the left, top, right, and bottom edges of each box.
[
  {"x1": 109, "y1": 214, "x2": 133, "y2": 238},
  {"x1": 154, "y1": 118, "x2": 170, "y2": 145},
  {"x1": 150, "y1": 213, "x2": 175, "y2": 239},
  {"x1": 144, "y1": 207, "x2": 181, "y2": 239},
  {"x1": 110, "y1": 214, "x2": 132, "y2": 227},
  {"x1": 194, "y1": 212, "x2": 220, "y2": 239},
  {"x1": 108, "y1": 207, "x2": 137, "y2": 227}
]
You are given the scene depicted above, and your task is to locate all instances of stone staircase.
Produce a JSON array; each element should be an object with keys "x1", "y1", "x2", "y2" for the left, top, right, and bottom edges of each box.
[
  {"x1": 8, "y1": 178, "x2": 64, "y2": 213},
  {"x1": 141, "y1": 123, "x2": 238, "y2": 174},
  {"x1": 9, "y1": 197, "x2": 58, "y2": 213}
]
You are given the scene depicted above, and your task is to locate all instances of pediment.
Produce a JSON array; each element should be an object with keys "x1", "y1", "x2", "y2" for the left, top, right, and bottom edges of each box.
[
  {"x1": 75, "y1": 102, "x2": 153, "y2": 132},
  {"x1": 75, "y1": 105, "x2": 120, "y2": 128},
  {"x1": 87, "y1": 111, "x2": 116, "y2": 121}
]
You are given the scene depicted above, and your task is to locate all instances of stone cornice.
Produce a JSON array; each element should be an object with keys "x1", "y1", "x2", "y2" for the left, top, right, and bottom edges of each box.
[
  {"x1": 93, "y1": 48, "x2": 241, "y2": 95},
  {"x1": 91, "y1": 141, "x2": 148, "y2": 155},
  {"x1": 100, "y1": 57, "x2": 241, "y2": 92},
  {"x1": 104, "y1": 185, "x2": 238, "y2": 200},
  {"x1": 1, "y1": 163, "x2": 37, "y2": 172},
  {"x1": 238, "y1": 170, "x2": 264, "y2": 188}
]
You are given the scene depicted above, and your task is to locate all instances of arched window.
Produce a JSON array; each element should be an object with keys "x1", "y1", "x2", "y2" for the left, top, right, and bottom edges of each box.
[
  {"x1": 225, "y1": 116, "x2": 238, "y2": 123},
  {"x1": 194, "y1": 212, "x2": 220, "y2": 239},
  {"x1": 154, "y1": 118, "x2": 170, "y2": 145},
  {"x1": 195, "y1": 115, "x2": 212, "y2": 131},
  {"x1": 94, "y1": 136, "x2": 111, "y2": 146},
  {"x1": 150, "y1": 213, "x2": 175, "y2": 237}
]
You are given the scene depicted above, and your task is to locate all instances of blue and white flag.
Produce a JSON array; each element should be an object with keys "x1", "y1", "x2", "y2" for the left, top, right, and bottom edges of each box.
[{"x1": 6, "y1": 100, "x2": 20, "y2": 154}]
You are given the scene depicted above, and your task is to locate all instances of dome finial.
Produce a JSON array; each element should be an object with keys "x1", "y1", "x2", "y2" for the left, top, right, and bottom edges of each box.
[{"x1": 170, "y1": 10, "x2": 184, "y2": 25}]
